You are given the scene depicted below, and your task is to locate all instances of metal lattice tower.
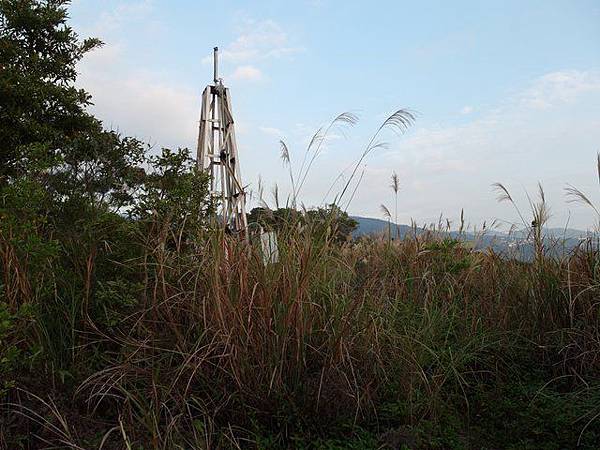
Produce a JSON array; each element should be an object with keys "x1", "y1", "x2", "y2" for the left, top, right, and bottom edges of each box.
[{"x1": 197, "y1": 47, "x2": 248, "y2": 238}]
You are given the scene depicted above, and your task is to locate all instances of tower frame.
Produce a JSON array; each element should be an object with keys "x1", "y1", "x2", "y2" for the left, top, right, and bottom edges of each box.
[{"x1": 196, "y1": 47, "x2": 248, "y2": 238}]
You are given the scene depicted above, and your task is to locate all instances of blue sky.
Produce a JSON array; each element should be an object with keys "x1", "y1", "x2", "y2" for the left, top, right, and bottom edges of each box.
[{"x1": 70, "y1": 0, "x2": 600, "y2": 229}]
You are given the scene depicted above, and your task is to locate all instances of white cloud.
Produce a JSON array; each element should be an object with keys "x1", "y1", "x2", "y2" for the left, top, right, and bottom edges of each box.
[
  {"x1": 205, "y1": 19, "x2": 304, "y2": 65},
  {"x1": 203, "y1": 18, "x2": 304, "y2": 83},
  {"x1": 231, "y1": 65, "x2": 263, "y2": 81},
  {"x1": 259, "y1": 126, "x2": 284, "y2": 137},
  {"x1": 80, "y1": 0, "x2": 159, "y2": 37},
  {"x1": 460, "y1": 105, "x2": 474, "y2": 114},
  {"x1": 519, "y1": 70, "x2": 600, "y2": 110},
  {"x1": 78, "y1": 44, "x2": 198, "y2": 151}
]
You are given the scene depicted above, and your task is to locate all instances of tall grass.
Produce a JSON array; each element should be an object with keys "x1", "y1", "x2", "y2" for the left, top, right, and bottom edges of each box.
[
  {"x1": 566, "y1": 152, "x2": 600, "y2": 230},
  {"x1": 3, "y1": 206, "x2": 600, "y2": 448}
]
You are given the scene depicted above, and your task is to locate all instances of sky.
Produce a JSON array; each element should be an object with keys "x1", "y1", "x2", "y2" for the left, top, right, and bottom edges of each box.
[{"x1": 69, "y1": 0, "x2": 600, "y2": 230}]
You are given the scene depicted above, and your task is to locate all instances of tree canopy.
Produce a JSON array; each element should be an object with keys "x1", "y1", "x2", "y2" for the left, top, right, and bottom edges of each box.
[{"x1": 248, "y1": 204, "x2": 358, "y2": 243}]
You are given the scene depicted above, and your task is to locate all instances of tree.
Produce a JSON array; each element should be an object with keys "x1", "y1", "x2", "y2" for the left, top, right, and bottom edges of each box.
[
  {"x1": 0, "y1": 0, "x2": 145, "y2": 211},
  {"x1": 1, "y1": 0, "x2": 98, "y2": 179},
  {"x1": 305, "y1": 204, "x2": 358, "y2": 243},
  {"x1": 134, "y1": 148, "x2": 214, "y2": 244},
  {"x1": 247, "y1": 207, "x2": 303, "y2": 231},
  {"x1": 0, "y1": 0, "x2": 219, "y2": 390},
  {"x1": 247, "y1": 204, "x2": 358, "y2": 243}
]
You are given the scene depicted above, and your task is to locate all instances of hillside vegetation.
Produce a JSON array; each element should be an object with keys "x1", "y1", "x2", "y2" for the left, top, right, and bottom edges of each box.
[{"x1": 1, "y1": 1, "x2": 600, "y2": 449}]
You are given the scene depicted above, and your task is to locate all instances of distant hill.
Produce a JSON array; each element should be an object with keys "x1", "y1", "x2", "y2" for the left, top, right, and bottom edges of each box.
[
  {"x1": 351, "y1": 216, "x2": 596, "y2": 259},
  {"x1": 510, "y1": 227, "x2": 596, "y2": 240},
  {"x1": 351, "y1": 216, "x2": 416, "y2": 238}
]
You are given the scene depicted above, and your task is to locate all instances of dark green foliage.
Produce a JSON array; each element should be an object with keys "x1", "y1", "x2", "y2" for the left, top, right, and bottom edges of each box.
[
  {"x1": 0, "y1": 0, "x2": 213, "y2": 386},
  {"x1": 0, "y1": 0, "x2": 148, "y2": 217},
  {"x1": 0, "y1": 0, "x2": 101, "y2": 182},
  {"x1": 135, "y1": 148, "x2": 214, "y2": 240},
  {"x1": 248, "y1": 204, "x2": 358, "y2": 243}
]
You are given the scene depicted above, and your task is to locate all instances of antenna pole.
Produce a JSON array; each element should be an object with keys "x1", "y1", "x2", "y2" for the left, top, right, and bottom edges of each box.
[{"x1": 213, "y1": 46, "x2": 219, "y2": 83}]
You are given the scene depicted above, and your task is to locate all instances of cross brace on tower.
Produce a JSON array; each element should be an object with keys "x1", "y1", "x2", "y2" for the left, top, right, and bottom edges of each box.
[{"x1": 197, "y1": 47, "x2": 248, "y2": 238}]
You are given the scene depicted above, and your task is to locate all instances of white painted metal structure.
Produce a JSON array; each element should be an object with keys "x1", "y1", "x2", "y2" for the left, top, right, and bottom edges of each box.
[{"x1": 197, "y1": 47, "x2": 248, "y2": 238}]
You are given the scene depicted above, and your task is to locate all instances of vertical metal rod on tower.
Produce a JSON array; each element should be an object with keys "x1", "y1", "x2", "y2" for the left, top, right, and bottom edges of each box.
[
  {"x1": 197, "y1": 46, "x2": 248, "y2": 239},
  {"x1": 213, "y1": 46, "x2": 219, "y2": 83}
]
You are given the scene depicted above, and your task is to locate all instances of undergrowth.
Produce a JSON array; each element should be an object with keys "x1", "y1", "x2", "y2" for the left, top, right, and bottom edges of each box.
[{"x1": 1, "y1": 216, "x2": 599, "y2": 449}]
